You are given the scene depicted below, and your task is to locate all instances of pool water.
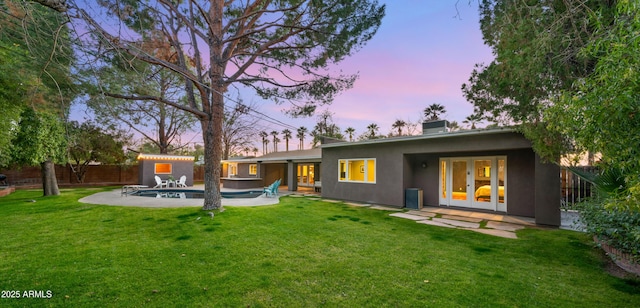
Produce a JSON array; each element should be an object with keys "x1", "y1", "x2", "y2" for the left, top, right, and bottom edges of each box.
[{"x1": 131, "y1": 189, "x2": 263, "y2": 199}]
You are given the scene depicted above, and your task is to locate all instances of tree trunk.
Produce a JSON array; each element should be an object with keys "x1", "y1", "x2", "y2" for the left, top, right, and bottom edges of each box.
[
  {"x1": 41, "y1": 160, "x2": 60, "y2": 196},
  {"x1": 201, "y1": 0, "x2": 224, "y2": 211},
  {"x1": 201, "y1": 116, "x2": 222, "y2": 210}
]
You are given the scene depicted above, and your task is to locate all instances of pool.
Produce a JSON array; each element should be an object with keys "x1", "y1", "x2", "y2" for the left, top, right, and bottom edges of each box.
[{"x1": 131, "y1": 189, "x2": 263, "y2": 199}]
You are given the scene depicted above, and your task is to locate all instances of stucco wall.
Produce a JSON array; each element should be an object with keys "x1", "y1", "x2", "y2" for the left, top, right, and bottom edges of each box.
[
  {"x1": 139, "y1": 159, "x2": 194, "y2": 187},
  {"x1": 321, "y1": 131, "x2": 560, "y2": 225}
]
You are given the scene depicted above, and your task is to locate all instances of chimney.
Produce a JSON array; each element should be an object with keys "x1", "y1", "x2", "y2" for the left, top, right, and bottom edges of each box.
[{"x1": 422, "y1": 120, "x2": 449, "y2": 135}]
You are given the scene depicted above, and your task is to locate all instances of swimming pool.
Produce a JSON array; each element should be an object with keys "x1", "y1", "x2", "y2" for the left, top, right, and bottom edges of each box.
[{"x1": 131, "y1": 189, "x2": 263, "y2": 199}]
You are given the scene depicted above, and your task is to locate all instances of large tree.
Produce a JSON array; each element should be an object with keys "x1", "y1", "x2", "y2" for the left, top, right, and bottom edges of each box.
[
  {"x1": 11, "y1": 108, "x2": 67, "y2": 196},
  {"x1": 462, "y1": 0, "x2": 615, "y2": 125},
  {"x1": 1, "y1": 0, "x2": 74, "y2": 195},
  {"x1": 546, "y1": 0, "x2": 640, "y2": 181},
  {"x1": 68, "y1": 0, "x2": 385, "y2": 210}
]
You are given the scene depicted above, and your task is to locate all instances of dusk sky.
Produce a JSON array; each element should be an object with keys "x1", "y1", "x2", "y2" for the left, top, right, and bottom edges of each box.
[
  {"x1": 251, "y1": 0, "x2": 495, "y2": 149},
  {"x1": 71, "y1": 1, "x2": 495, "y2": 152}
]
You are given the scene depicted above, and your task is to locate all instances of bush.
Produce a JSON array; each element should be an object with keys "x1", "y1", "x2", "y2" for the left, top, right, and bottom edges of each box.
[{"x1": 578, "y1": 200, "x2": 640, "y2": 262}]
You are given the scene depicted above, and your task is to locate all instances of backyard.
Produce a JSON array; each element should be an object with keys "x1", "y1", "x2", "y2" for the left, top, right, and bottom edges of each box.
[{"x1": 1, "y1": 187, "x2": 639, "y2": 307}]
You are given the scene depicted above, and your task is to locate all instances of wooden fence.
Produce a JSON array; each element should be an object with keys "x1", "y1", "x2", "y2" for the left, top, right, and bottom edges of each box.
[{"x1": 0, "y1": 164, "x2": 206, "y2": 187}]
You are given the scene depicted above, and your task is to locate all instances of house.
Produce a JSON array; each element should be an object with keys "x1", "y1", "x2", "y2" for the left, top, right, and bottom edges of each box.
[
  {"x1": 221, "y1": 147, "x2": 321, "y2": 191},
  {"x1": 320, "y1": 121, "x2": 561, "y2": 226}
]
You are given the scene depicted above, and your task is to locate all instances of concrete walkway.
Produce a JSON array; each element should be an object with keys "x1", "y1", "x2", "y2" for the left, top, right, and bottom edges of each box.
[
  {"x1": 389, "y1": 206, "x2": 537, "y2": 239},
  {"x1": 79, "y1": 185, "x2": 291, "y2": 208}
]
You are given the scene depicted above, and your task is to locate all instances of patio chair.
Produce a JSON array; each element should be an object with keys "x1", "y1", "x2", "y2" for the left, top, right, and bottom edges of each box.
[
  {"x1": 176, "y1": 175, "x2": 187, "y2": 187},
  {"x1": 263, "y1": 179, "x2": 281, "y2": 197},
  {"x1": 153, "y1": 175, "x2": 168, "y2": 188}
]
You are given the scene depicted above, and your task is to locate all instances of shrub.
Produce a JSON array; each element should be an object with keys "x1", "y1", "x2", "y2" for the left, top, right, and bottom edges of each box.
[{"x1": 578, "y1": 200, "x2": 640, "y2": 262}]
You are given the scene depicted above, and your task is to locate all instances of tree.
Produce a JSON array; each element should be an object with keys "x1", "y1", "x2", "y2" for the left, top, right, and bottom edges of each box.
[
  {"x1": 221, "y1": 102, "x2": 261, "y2": 159},
  {"x1": 296, "y1": 127, "x2": 308, "y2": 150},
  {"x1": 252, "y1": 147, "x2": 258, "y2": 157},
  {"x1": 423, "y1": 103, "x2": 446, "y2": 121},
  {"x1": 546, "y1": 1, "x2": 640, "y2": 182},
  {"x1": 270, "y1": 131, "x2": 279, "y2": 152},
  {"x1": 66, "y1": 121, "x2": 129, "y2": 183},
  {"x1": 85, "y1": 58, "x2": 198, "y2": 154},
  {"x1": 259, "y1": 131, "x2": 269, "y2": 155},
  {"x1": 463, "y1": 114, "x2": 483, "y2": 129},
  {"x1": 1, "y1": 1, "x2": 74, "y2": 194},
  {"x1": 1, "y1": 0, "x2": 74, "y2": 165},
  {"x1": 281, "y1": 129, "x2": 292, "y2": 152},
  {"x1": 363, "y1": 123, "x2": 380, "y2": 140},
  {"x1": 448, "y1": 121, "x2": 461, "y2": 131},
  {"x1": 391, "y1": 119, "x2": 406, "y2": 136},
  {"x1": 29, "y1": 0, "x2": 67, "y2": 12},
  {"x1": 0, "y1": 45, "x2": 24, "y2": 166},
  {"x1": 462, "y1": 0, "x2": 615, "y2": 125},
  {"x1": 344, "y1": 127, "x2": 356, "y2": 142},
  {"x1": 11, "y1": 108, "x2": 66, "y2": 196},
  {"x1": 69, "y1": 0, "x2": 385, "y2": 210},
  {"x1": 311, "y1": 118, "x2": 343, "y2": 146}
]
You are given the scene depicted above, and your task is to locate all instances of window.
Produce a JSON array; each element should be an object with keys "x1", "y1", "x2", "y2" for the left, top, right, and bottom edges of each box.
[
  {"x1": 338, "y1": 158, "x2": 376, "y2": 183},
  {"x1": 155, "y1": 163, "x2": 172, "y2": 174},
  {"x1": 249, "y1": 164, "x2": 257, "y2": 175}
]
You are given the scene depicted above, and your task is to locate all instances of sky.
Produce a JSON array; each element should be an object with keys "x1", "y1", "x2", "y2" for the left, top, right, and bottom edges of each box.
[
  {"x1": 249, "y1": 0, "x2": 495, "y2": 149},
  {"x1": 71, "y1": 0, "x2": 495, "y2": 153}
]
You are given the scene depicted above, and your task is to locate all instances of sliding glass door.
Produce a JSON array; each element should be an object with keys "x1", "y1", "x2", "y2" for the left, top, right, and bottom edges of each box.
[{"x1": 439, "y1": 156, "x2": 506, "y2": 211}]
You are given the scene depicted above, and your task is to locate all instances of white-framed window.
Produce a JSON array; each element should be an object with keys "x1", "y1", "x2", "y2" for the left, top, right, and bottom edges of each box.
[
  {"x1": 338, "y1": 158, "x2": 376, "y2": 183},
  {"x1": 249, "y1": 164, "x2": 257, "y2": 175}
]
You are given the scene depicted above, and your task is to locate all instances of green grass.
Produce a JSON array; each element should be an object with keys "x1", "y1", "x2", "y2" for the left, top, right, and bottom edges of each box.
[{"x1": 1, "y1": 188, "x2": 639, "y2": 307}]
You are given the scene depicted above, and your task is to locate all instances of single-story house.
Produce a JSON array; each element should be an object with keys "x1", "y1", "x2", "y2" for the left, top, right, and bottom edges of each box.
[
  {"x1": 221, "y1": 147, "x2": 321, "y2": 191},
  {"x1": 320, "y1": 121, "x2": 561, "y2": 226}
]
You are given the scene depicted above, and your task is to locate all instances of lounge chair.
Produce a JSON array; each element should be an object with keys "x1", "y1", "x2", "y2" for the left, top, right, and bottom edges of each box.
[
  {"x1": 153, "y1": 175, "x2": 168, "y2": 188},
  {"x1": 176, "y1": 175, "x2": 187, "y2": 187},
  {"x1": 263, "y1": 179, "x2": 281, "y2": 197}
]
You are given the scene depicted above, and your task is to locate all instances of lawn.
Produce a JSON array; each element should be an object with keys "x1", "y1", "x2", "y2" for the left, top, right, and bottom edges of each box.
[{"x1": 1, "y1": 187, "x2": 639, "y2": 307}]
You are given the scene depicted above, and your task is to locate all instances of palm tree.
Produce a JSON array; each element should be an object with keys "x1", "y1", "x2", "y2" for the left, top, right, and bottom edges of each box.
[
  {"x1": 259, "y1": 131, "x2": 268, "y2": 154},
  {"x1": 366, "y1": 123, "x2": 379, "y2": 139},
  {"x1": 296, "y1": 126, "x2": 308, "y2": 150},
  {"x1": 270, "y1": 131, "x2": 279, "y2": 152},
  {"x1": 448, "y1": 121, "x2": 461, "y2": 131},
  {"x1": 243, "y1": 146, "x2": 250, "y2": 156},
  {"x1": 391, "y1": 119, "x2": 407, "y2": 136},
  {"x1": 252, "y1": 147, "x2": 258, "y2": 157},
  {"x1": 344, "y1": 127, "x2": 355, "y2": 142},
  {"x1": 282, "y1": 129, "x2": 292, "y2": 151},
  {"x1": 424, "y1": 103, "x2": 446, "y2": 121},
  {"x1": 463, "y1": 114, "x2": 483, "y2": 129}
]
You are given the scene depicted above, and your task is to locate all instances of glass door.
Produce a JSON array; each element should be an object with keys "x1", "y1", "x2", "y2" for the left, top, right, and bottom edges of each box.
[
  {"x1": 473, "y1": 159, "x2": 495, "y2": 210},
  {"x1": 449, "y1": 159, "x2": 471, "y2": 207},
  {"x1": 439, "y1": 157, "x2": 507, "y2": 212},
  {"x1": 297, "y1": 164, "x2": 315, "y2": 187}
]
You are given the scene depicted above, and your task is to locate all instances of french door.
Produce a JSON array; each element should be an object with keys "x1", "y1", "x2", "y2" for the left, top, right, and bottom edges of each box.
[
  {"x1": 297, "y1": 164, "x2": 315, "y2": 187},
  {"x1": 439, "y1": 156, "x2": 506, "y2": 211}
]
